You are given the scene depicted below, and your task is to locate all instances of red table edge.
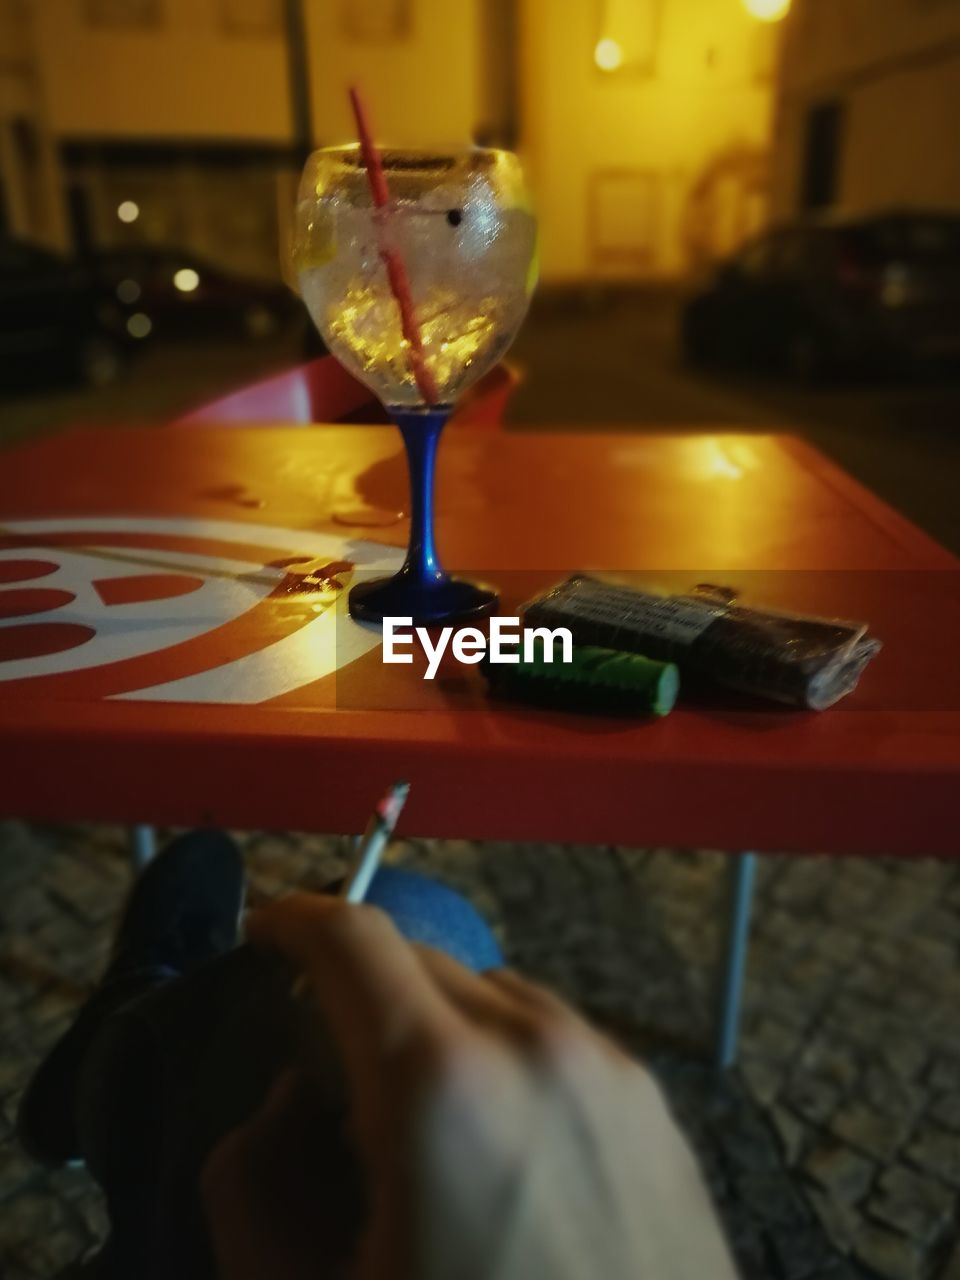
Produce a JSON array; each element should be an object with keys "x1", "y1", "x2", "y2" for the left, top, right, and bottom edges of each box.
[{"x1": 3, "y1": 704, "x2": 957, "y2": 858}]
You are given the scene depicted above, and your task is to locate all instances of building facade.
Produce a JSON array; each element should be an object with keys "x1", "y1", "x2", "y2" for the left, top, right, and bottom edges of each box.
[
  {"x1": 771, "y1": 0, "x2": 960, "y2": 218},
  {"x1": 520, "y1": 0, "x2": 779, "y2": 282},
  {"x1": 303, "y1": 0, "x2": 782, "y2": 281},
  {"x1": 1, "y1": 0, "x2": 781, "y2": 282},
  {"x1": 0, "y1": 0, "x2": 69, "y2": 249},
  {"x1": 2, "y1": 0, "x2": 294, "y2": 275}
]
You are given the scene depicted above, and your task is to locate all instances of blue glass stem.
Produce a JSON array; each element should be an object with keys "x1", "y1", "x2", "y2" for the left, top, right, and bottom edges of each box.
[
  {"x1": 347, "y1": 405, "x2": 497, "y2": 624},
  {"x1": 394, "y1": 407, "x2": 450, "y2": 587}
]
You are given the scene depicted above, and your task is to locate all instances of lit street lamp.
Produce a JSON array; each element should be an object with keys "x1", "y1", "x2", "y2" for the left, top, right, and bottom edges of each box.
[
  {"x1": 594, "y1": 37, "x2": 623, "y2": 71},
  {"x1": 742, "y1": 0, "x2": 791, "y2": 21}
]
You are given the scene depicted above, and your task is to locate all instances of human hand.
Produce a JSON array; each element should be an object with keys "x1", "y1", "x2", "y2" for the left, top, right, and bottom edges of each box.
[{"x1": 201, "y1": 893, "x2": 737, "y2": 1280}]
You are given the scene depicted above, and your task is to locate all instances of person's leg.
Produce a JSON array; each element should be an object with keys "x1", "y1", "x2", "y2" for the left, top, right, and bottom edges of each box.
[
  {"x1": 17, "y1": 830, "x2": 245, "y2": 1165},
  {"x1": 75, "y1": 945, "x2": 297, "y2": 1280},
  {"x1": 362, "y1": 864, "x2": 503, "y2": 972}
]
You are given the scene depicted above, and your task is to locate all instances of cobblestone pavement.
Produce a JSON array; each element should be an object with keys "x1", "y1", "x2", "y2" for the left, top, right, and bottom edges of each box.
[{"x1": 0, "y1": 821, "x2": 958, "y2": 1280}]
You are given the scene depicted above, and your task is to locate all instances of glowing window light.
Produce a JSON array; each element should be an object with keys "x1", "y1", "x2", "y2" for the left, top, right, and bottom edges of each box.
[
  {"x1": 742, "y1": 0, "x2": 791, "y2": 21},
  {"x1": 594, "y1": 37, "x2": 623, "y2": 71},
  {"x1": 173, "y1": 267, "x2": 200, "y2": 293},
  {"x1": 117, "y1": 200, "x2": 140, "y2": 223},
  {"x1": 127, "y1": 312, "x2": 152, "y2": 338}
]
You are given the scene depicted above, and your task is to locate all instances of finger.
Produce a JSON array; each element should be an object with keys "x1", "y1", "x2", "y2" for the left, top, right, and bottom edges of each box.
[
  {"x1": 413, "y1": 947, "x2": 548, "y2": 1043},
  {"x1": 484, "y1": 968, "x2": 580, "y2": 1019},
  {"x1": 412, "y1": 951, "x2": 629, "y2": 1067},
  {"x1": 248, "y1": 894, "x2": 468, "y2": 1098},
  {"x1": 486, "y1": 969, "x2": 634, "y2": 1064}
]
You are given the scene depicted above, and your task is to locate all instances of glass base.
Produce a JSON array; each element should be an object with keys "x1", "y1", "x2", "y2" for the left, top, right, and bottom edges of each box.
[{"x1": 349, "y1": 573, "x2": 498, "y2": 626}]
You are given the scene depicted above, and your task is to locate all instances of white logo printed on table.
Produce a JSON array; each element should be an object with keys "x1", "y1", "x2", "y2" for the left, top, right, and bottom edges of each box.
[{"x1": 0, "y1": 517, "x2": 402, "y2": 703}]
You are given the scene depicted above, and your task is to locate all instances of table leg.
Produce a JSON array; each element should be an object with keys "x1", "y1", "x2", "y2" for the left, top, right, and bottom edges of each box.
[
  {"x1": 129, "y1": 824, "x2": 157, "y2": 869},
  {"x1": 715, "y1": 851, "x2": 756, "y2": 1071}
]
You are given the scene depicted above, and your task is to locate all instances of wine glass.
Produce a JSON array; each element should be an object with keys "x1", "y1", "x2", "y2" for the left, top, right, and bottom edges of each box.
[{"x1": 293, "y1": 144, "x2": 538, "y2": 625}]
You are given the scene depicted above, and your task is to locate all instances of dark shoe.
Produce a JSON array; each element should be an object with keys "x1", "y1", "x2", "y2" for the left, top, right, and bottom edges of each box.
[
  {"x1": 106, "y1": 830, "x2": 245, "y2": 980},
  {"x1": 17, "y1": 830, "x2": 245, "y2": 1166}
]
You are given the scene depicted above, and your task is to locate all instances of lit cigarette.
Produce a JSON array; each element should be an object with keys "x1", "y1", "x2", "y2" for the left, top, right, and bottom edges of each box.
[{"x1": 340, "y1": 780, "x2": 411, "y2": 904}]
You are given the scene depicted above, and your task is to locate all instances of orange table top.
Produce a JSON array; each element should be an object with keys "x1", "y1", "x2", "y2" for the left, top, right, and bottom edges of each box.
[{"x1": 1, "y1": 424, "x2": 958, "y2": 857}]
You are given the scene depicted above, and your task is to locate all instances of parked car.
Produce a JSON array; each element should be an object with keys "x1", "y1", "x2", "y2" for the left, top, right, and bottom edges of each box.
[
  {"x1": 84, "y1": 245, "x2": 303, "y2": 342},
  {"x1": 680, "y1": 210, "x2": 960, "y2": 379},
  {"x1": 0, "y1": 236, "x2": 136, "y2": 390}
]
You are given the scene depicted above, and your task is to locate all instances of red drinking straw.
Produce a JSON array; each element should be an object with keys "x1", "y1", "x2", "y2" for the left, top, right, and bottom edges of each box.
[{"x1": 348, "y1": 86, "x2": 439, "y2": 406}]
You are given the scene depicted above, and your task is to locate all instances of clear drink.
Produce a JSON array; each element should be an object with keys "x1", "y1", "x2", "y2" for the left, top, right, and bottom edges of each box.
[{"x1": 294, "y1": 147, "x2": 537, "y2": 408}]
